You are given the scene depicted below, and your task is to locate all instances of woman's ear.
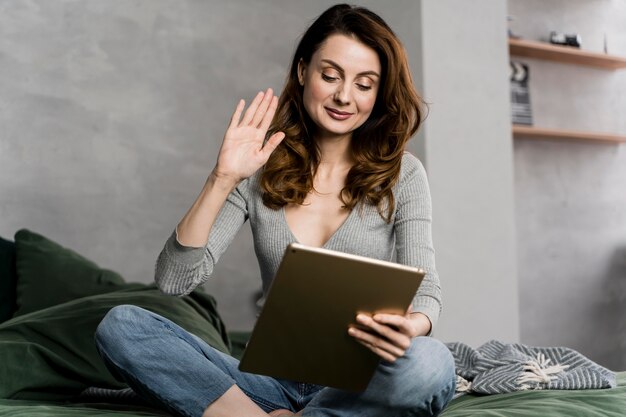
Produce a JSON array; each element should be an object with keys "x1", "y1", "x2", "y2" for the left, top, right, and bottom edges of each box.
[{"x1": 297, "y1": 59, "x2": 306, "y2": 86}]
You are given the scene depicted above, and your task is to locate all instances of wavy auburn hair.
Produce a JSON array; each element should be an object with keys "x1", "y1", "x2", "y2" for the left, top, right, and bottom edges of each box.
[{"x1": 261, "y1": 4, "x2": 426, "y2": 222}]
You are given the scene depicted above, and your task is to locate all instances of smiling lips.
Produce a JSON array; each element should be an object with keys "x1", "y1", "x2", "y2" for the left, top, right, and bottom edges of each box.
[{"x1": 324, "y1": 107, "x2": 353, "y2": 120}]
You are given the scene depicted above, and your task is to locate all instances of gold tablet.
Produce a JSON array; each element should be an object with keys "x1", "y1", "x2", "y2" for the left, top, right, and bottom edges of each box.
[{"x1": 238, "y1": 243, "x2": 425, "y2": 391}]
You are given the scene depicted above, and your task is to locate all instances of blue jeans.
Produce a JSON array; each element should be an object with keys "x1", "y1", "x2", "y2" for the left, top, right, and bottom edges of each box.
[{"x1": 94, "y1": 305, "x2": 455, "y2": 417}]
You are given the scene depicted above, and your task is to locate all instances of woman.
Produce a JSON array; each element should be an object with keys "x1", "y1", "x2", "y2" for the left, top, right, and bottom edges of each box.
[{"x1": 95, "y1": 4, "x2": 456, "y2": 417}]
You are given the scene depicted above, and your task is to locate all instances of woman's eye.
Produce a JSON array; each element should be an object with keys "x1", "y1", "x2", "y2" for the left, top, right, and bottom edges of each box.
[
  {"x1": 321, "y1": 73, "x2": 338, "y2": 82},
  {"x1": 356, "y1": 84, "x2": 372, "y2": 91}
]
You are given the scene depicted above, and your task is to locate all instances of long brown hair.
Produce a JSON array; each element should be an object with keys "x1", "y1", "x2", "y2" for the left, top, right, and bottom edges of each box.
[{"x1": 261, "y1": 4, "x2": 426, "y2": 222}]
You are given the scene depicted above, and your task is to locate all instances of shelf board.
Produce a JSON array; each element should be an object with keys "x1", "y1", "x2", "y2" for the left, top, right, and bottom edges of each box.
[
  {"x1": 509, "y1": 38, "x2": 626, "y2": 70},
  {"x1": 512, "y1": 125, "x2": 626, "y2": 143}
]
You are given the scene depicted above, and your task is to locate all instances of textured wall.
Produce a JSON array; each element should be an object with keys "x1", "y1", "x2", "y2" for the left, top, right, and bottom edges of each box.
[
  {"x1": 414, "y1": 0, "x2": 520, "y2": 346},
  {"x1": 0, "y1": 0, "x2": 421, "y2": 330},
  {"x1": 509, "y1": 0, "x2": 626, "y2": 371}
]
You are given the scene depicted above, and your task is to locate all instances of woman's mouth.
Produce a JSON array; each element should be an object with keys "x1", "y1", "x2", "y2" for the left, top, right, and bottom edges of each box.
[{"x1": 324, "y1": 107, "x2": 353, "y2": 121}]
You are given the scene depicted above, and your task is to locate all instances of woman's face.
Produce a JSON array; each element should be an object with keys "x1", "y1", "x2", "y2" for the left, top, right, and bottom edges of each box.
[{"x1": 298, "y1": 33, "x2": 381, "y2": 141}]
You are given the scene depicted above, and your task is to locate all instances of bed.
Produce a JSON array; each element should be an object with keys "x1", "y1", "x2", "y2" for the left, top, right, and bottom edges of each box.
[{"x1": 1, "y1": 229, "x2": 624, "y2": 417}]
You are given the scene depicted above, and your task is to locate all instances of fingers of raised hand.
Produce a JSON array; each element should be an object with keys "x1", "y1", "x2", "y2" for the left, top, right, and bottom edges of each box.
[
  {"x1": 239, "y1": 90, "x2": 265, "y2": 126},
  {"x1": 251, "y1": 88, "x2": 275, "y2": 127},
  {"x1": 259, "y1": 95, "x2": 279, "y2": 132},
  {"x1": 229, "y1": 99, "x2": 245, "y2": 129},
  {"x1": 240, "y1": 88, "x2": 274, "y2": 127},
  {"x1": 261, "y1": 131, "x2": 286, "y2": 157}
]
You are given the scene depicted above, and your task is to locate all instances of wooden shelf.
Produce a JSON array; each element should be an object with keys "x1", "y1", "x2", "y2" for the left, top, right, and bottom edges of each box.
[
  {"x1": 512, "y1": 125, "x2": 626, "y2": 143},
  {"x1": 509, "y1": 38, "x2": 626, "y2": 70},
  {"x1": 509, "y1": 39, "x2": 626, "y2": 144}
]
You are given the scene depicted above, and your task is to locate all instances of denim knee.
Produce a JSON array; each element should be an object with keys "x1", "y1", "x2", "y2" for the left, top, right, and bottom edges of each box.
[
  {"x1": 95, "y1": 305, "x2": 148, "y2": 362},
  {"x1": 384, "y1": 337, "x2": 456, "y2": 415}
]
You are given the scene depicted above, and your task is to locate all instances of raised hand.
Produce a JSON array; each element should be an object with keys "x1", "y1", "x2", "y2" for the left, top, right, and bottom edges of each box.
[{"x1": 213, "y1": 88, "x2": 286, "y2": 183}]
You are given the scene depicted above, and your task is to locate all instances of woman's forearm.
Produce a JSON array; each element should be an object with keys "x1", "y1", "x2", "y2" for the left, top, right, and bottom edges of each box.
[{"x1": 175, "y1": 170, "x2": 241, "y2": 248}]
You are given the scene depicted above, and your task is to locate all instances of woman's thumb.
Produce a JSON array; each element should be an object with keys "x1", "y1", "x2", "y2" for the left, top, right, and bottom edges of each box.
[{"x1": 262, "y1": 132, "x2": 286, "y2": 156}]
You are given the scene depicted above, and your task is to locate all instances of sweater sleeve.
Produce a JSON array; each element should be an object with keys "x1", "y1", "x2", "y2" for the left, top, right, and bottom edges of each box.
[
  {"x1": 394, "y1": 153, "x2": 442, "y2": 332},
  {"x1": 154, "y1": 178, "x2": 249, "y2": 296}
]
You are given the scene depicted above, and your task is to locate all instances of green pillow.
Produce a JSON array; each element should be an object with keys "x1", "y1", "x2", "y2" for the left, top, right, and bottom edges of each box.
[
  {"x1": 0, "y1": 237, "x2": 17, "y2": 323},
  {"x1": 0, "y1": 285, "x2": 231, "y2": 401},
  {"x1": 13, "y1": 229, "x2": 126, "y2": 317}
]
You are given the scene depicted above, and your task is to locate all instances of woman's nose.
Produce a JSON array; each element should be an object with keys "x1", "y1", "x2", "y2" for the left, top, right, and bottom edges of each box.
[{"x1": 333, "y1": 83, "x2": 351, "y2": 105}]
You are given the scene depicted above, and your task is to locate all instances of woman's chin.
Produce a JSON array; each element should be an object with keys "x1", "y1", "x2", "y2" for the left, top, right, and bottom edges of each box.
[{"x1": 312, "y1": 122, "x2": 361, "y2": 140}]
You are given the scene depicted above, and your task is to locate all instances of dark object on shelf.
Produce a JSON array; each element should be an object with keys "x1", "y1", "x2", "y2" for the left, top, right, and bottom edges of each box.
[
  {"x1": 507, "y1": 15, "x2": 520, "y2": 39},
  {"x1": 510, "y1": 61, "x2": 533, "y2": 126},
  {"x1": 549, "y1": 31, "x2": 581, "y2": 48}
]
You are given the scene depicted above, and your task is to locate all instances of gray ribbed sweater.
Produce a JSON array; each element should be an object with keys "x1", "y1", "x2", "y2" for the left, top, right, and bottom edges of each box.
[{"x1": 154, "y1": 152, "x2": 442, "y2": 330}]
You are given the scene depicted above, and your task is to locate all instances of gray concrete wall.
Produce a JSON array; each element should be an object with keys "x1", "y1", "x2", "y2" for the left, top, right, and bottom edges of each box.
[
  {"x1": 509, "y1": 0, "x2": 626, "y2": 371},
  {"x1": 413, "y1": 0, "x2": 520, "y2": 346},
  {"x1": 0, "y1": 0, "x2": 422, "y2": 330}
]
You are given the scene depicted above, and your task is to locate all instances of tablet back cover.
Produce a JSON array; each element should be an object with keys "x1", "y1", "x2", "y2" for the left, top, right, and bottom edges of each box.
[{"x1": 238, "y1": 243, "x2": 424, "y2": 391}]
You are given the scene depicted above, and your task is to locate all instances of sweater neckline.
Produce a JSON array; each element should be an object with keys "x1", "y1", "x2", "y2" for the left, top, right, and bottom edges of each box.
[{"x1": 280, "y1": 204, "x2": 355, "y2": 250}]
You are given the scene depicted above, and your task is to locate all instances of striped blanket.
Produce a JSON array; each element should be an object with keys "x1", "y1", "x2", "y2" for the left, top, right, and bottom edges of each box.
[{"x1": 446, "y1": 340, "x2": 617, "y2": 395}]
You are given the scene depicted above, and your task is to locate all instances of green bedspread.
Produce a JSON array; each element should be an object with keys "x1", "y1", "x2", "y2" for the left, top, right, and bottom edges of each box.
[
  {"x1": 1, "y1": 285, "x2": 625, "y2": 417},
  {"x1": 0, "y1": 399, "x2": 168, "y2": 416},
  {"x1": 441, "y1": 372, "x2": 626, "y2": 417}
]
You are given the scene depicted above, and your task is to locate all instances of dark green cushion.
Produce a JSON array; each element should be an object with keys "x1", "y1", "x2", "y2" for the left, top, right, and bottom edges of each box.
[
  {"x1": 0, "y1": 237, "x2": 17, "y2": 323},
  {"x1": 0, "y1": 284, "x2": 230, "y2": 401},
  {"x1": 13, "y1": 229, "x2": 126, "y2": 317},
  {"x1": 227, "y1": 330, "x2": 252, "y2": 361}
]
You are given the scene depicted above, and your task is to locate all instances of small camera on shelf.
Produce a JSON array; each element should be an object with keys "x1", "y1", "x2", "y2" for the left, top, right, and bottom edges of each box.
[{"x1": 549, "y1": 31, "x2": 582, "y2": 48}]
